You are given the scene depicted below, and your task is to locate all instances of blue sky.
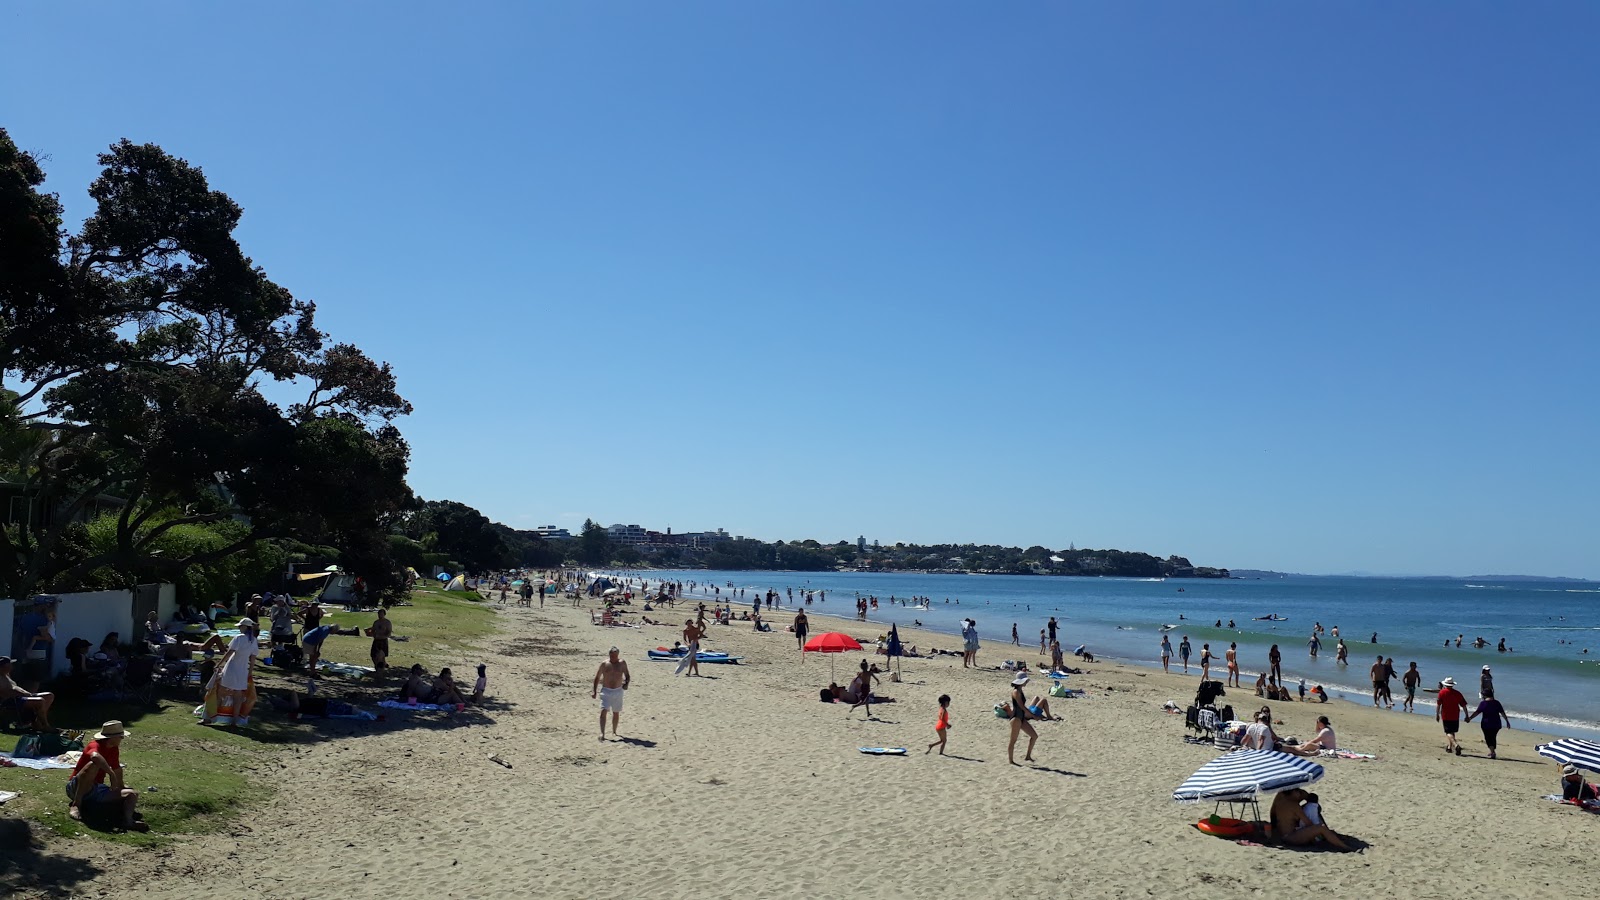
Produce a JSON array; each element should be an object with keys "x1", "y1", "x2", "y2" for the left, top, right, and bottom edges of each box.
[{"x1": 4, "y1": 4, "x2": 1597, "y2": 577}]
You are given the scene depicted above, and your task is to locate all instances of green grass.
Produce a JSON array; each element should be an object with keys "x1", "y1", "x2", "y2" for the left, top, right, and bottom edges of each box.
[{"x1": 0, "y1": 584, "x2": 500, "y2": 846}]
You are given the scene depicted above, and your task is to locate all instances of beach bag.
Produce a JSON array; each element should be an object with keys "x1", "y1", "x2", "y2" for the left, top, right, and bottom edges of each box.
[
  {"x1": 12, "y1": 733, "x2": 42, "y2": 759},
  {"x1": 37, "y1": 732, "x2": 82, "y2": 757},
  {"x1": 1048, "y1": 682, "x2": 1069, "y2": 698}
]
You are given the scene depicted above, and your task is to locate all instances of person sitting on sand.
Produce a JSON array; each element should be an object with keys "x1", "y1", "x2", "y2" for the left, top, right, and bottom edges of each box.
[
  {"x1": 1284, "y1": 715, "x2": 1337, "y2": 756},
  {"x1": 1269, "y1": 788, "x2": 1352, "y2": 850},
  {"x1": 428, "y1": 668, "x2": 467, "y2": 706},
  {"x1": 472, "y1": 664, "x2": 488, "y2": 703},
  {"x1": 1242, "y1": 711, "x2": 1279, "y2": 750},
  {"x1": 1561, "y1": 765, "x2": 1599, "y2": 802},
  {"x1": 266, "y1": 689, "x2": 359, "y2": 719},
  {"x1": 1254, "y1": 671, "x2": 1268, "y2": 697},
  {"x1": 401, "y1": 664, "x2": 429, "y2": 702}
]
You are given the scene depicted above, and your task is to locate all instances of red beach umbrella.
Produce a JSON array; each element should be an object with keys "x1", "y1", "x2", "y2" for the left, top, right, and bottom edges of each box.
[{"x1": 804, "y1": 631, "x2": 863, "y2": 679}]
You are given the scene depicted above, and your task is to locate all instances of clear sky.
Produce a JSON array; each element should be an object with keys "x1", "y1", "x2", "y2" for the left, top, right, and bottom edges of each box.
[{"x1": 4, "y1": 4, "x2": 1597, "y2": 577}]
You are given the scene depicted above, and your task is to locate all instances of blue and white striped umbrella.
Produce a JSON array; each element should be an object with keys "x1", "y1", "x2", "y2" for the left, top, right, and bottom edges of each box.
[
  {"x1": 1173, "y1": 750, "x2": 1325, "y2": 803},
  {"x1": 1536, "y1": 738, "x2": 1600, "y2": 774}
]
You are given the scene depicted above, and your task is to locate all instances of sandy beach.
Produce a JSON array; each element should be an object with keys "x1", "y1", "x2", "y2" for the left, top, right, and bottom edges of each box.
[{"x1": 32, "y1": 589, "x2": 1599, "y2": 899}]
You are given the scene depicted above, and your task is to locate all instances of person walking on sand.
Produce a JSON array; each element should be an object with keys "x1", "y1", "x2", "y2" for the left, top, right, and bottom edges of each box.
[
  {"x1": 1370, "y1": 655, "x2": 1387, "y2": 707},
  {"x1": 961, "y1": 619, "x2": 979, "y2": 668},
  {"x1": 927, "y1": 694, "x2": 952, "y2": 755},
  {"x1": 1268, "y1": 644, "x2": 1282, "y2": 684},
  {"x1": 1039, "y1": 629, "x2": 1047, "y2": 656},
  {"x1": 1225, "y1": 642, "x2": 1240, "y2": 687},
  {"x1": 1160, "y1": 635, "x2": 1173, "y2": 673},
  {"x1": 1437, "y1": 677, "x2": 1468, "y2": 756},
  {"x1": 1179, "y1": 635, "x2": 1192, "y2": 673},
  {"x1": 1012, "y1": 623, "x2": 1019, "y2": 646},
  {"x1": 1466, "y1": 689, "x2": 1510, "y2": 759},
  {"x1": 1007, "y1": 674, "x2": 1038, "y2": 765},
  {"x1": 1402, "y1": 661, "x2": 1421, "y2": 712},
  {"x1": 592, "y1": 647, "x2": 631, "y2": 742},
  {"x1": 793, "y1": 609, "x2": 809, "y2": 654},
  {"x1": 1199, "y1": 643, "x2": 1213, "y2": 681}
]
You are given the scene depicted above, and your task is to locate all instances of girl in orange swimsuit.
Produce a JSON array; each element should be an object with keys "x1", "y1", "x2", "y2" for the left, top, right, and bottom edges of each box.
[{"x1": 926, "y1": 694, "x2": 951, "y2": 755}]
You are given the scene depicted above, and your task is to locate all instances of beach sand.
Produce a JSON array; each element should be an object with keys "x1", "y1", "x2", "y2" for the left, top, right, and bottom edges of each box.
[{"x1": 34, "y1": 591, "x2": 1599, "y2": 899}]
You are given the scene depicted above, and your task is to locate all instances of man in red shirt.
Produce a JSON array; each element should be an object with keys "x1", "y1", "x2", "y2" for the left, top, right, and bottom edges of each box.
[
  {"x1": 67, "y1": 720, "x2": 147, "y2": 831},
  {"x1": 1435, "y1": 677, "x2": 1468, "y2": 756}
]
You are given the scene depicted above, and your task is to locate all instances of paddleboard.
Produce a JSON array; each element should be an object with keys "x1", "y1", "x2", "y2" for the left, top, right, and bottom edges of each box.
[{"x1": 858, "y1": 747, "x2": 908, "y2": 755}]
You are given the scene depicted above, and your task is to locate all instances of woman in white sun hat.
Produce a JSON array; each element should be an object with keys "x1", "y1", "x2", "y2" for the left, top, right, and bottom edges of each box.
[{"x1": 1007, "y1": 673, "x2": 1038, "y2": 765}]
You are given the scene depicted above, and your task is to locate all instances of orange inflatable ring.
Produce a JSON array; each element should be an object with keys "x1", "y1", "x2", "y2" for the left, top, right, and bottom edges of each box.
[{"x1": 1195, "y1": 817, "x2": 1255, "y2": 838}]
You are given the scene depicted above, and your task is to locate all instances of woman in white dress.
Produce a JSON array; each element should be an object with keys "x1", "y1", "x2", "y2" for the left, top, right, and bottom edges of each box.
[{"x1": 214, "y1": 618, "x2": 260, "y2": 726}]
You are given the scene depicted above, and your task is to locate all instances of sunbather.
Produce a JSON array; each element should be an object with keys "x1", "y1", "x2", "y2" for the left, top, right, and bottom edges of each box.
[
  {"x1": 1269, "y1": 788, "x2": 1352, "y2": 850},
  {"x1": 1284, "y1": 715, "x2": 1337, "y2": 756},
  {"x1": 266, "y1": 689, "x2": 359, "y2": 719},
  {"x1": 428, "y1": 668, "x2": 467, "y2": 706}
]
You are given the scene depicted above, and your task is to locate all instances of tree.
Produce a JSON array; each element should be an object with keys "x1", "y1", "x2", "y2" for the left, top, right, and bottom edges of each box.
[
  {"x1": 407, "y1": 500, "x2": 509, "y2": 573},
  {"x1": 0, "y1": 131, "x2": 413, "y2": 600},
  {"x1": 577, "y1": 519, "x2": 611, "y2": 566}
]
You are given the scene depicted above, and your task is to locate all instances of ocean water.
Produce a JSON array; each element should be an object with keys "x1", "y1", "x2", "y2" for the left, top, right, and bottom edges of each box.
[{"x1": 635, "y1": 569, "x2": 1600, "y2": 737}]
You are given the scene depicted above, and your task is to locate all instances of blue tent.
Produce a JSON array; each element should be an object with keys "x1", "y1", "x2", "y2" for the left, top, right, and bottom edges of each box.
[{"x1": 437, "y1": 572, "x2": 451, "y2": 582}]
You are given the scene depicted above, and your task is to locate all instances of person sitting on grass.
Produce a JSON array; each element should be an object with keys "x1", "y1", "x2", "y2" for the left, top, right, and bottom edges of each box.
[
  {"x1": 428, "y1": 668, "x2": 467, "y2": 706},
  {"x1": 0, "y1": 656, "x2": 55, "y2": 730},
  {"x1": 1269, "y1": 788, "x2": 1352, "y2": 850},
  {"x1": 67, "y1": 720, "x2": 147, "y2": 832},
  {"x1": 299, "y1": 622, "x2": 362, "y2": 674}
]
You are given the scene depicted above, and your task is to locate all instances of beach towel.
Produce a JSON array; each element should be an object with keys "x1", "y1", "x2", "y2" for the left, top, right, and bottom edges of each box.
[
  {"x1": 1319, "y1": 750, "x2": 1377, "y2": 760},
  {"x1": 317, "y1": 661, "x2": 375, "y2": 676},
  {"x1": 1543, "y1": 795, "x2": 1600, "y2": 812},
  {"x1": 377, "y1": 700, "x2": 457, "y2": 712},
  {"x1": 0, "y1": 752, "x2": 74, "y2": 770},
  {"x1": 0, "y1": 790, "x2": 17, "y2": 804}
]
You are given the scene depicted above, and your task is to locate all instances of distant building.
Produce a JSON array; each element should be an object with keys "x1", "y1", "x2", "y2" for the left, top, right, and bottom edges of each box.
[
  {"x1": 532, "y1": 525, "x2": 573, "y2": 541},
  {"x1": 607, "y1": 524, "x2": 648, "y2": 545},
  {"x1": 858, "y1": 535, "x2": 866, "y2": 552}
]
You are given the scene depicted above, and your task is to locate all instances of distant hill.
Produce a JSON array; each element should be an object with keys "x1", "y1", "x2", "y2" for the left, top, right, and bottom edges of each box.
[{"x1": 1230, "y1": 570, "x2": 1593, "y2": 583}]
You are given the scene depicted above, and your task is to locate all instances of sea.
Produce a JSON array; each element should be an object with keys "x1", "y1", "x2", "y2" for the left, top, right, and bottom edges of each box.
[{"x1": 627, "y1": 569, "x2": 1600, "y2": 738}]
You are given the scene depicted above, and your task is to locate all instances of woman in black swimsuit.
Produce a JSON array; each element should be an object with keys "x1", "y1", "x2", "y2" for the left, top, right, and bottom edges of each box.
[{"x1": 1007, "y1": 674, "x2": 1038, "y2": 765}]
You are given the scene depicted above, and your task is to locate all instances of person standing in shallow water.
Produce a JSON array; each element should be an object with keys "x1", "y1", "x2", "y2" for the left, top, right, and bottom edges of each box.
[
  {"x1": 1268, "y1": 644, "x2": 1282, "y2": 685},
  {"x1": 1160, "y1": 634, "x2": 1173, "y2": 673},
  {"x1": 1179, "y1": 635, "x2": 1192, "y2": 673}
]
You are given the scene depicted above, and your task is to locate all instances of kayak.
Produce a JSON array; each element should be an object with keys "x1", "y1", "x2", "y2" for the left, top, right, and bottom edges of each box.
[{"x1": 646, "y1": 648, "x2": 742, "y2": 664}]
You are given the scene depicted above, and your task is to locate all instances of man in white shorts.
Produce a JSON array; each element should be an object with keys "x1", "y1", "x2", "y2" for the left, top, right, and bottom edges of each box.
[{"x1": 592, "y1": 646, "x2": 631, "y2": 742}]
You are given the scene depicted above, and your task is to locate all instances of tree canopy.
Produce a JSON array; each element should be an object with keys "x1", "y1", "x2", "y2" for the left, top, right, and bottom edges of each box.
[{"x1": 0, "y1": 130, "x2": 413, "y2": 600}]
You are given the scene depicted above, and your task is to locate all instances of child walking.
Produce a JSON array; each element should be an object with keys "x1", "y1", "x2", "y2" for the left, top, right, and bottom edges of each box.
[{"x1": 927, "y1": 694, "x2": 951, "y2": 755}]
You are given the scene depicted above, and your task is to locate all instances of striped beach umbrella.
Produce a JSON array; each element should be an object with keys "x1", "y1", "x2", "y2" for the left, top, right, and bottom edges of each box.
[
  {"x1": 1536, "y1": 738, "x2": 1600, "y2": 774},
  {"x1": 1173, "y1": 750, "x2": 1325, "y2": 803}
]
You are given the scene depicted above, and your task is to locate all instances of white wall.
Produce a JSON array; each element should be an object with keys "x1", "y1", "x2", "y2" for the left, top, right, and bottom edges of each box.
[
  {"x1": 157, "y1": 583, "x2": 177, "y2": 624},
  {"x1": 52, "y1": 589, "x2": 136, "y2": 678},
  {"x1": 0, "y1": 598, "x2": 13, "y2": 658}
]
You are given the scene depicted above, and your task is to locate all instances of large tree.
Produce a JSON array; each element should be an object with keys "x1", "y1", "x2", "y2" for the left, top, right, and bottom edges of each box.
[{"x1": 0, "y1": 130, "x2": 413, "y2": 599}]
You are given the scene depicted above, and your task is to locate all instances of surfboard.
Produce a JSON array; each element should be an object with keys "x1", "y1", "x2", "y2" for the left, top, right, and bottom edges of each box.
[{"x1": 858, "y1": 747, "x2": 908, "y2": 755}]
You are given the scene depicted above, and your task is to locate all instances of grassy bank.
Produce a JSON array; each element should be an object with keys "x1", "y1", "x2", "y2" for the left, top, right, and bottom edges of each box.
[{"x1": 0, "y1": 583, "x2": 499, "y2": 847}]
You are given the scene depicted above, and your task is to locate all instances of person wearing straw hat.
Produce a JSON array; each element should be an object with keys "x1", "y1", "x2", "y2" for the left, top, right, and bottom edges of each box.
[
  {"x1": 215, "y1": 618, "x2": 261, "y2": 726},
  {"x1": 1007, "y1": 673, "x2": 1039, "y2": 765},
  {"x1": 1436, "y1": 677, "x2": 1468, "y2": 756},
  {"x1": 67, "y1": 720, "x2": 147, "y2": 831},
  {"x1": 1561, "y1": 765, "x2": 1599, "y2": 803}
]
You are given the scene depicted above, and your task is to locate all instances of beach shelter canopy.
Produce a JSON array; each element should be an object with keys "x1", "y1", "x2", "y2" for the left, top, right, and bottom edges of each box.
[
  {"x1": 1173, "y1": 750, "x2": 1324, "y2": 803},
  {"x1": 602, "y1": 587, "x2": 621, "y2": 596},
  {"x1": 1536, "y1": 738, "x2": 1600, "y2": 774},
  {"x1": 886, "y1": 625, "x2": 903, "y2": 658},
  {"x1": 324, "y1": 565, "x2": 342, "y2": 573}
]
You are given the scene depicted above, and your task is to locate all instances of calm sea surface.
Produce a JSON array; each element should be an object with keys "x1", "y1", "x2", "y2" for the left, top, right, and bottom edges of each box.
[{"x1": 632, "y1": 569, "x2": 1600, "y2": 737}]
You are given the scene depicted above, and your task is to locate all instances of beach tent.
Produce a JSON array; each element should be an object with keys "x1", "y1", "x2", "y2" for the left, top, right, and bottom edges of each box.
[
  {"x1": 437, "y1": 572, "x2": 451, "y2": 582},
  {"x1": 803, "y1": 631, "x2": 862, "y2": 679},
  {"x1": 1174, "y1": 749, "x2": 1323, "y2": 823},
  {"x1": 1536, "y1": 738, "x2": 1600, "y2": 774},
  {"x1": 445, "y1": 575, "x2": 467, "y2": 592}
]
